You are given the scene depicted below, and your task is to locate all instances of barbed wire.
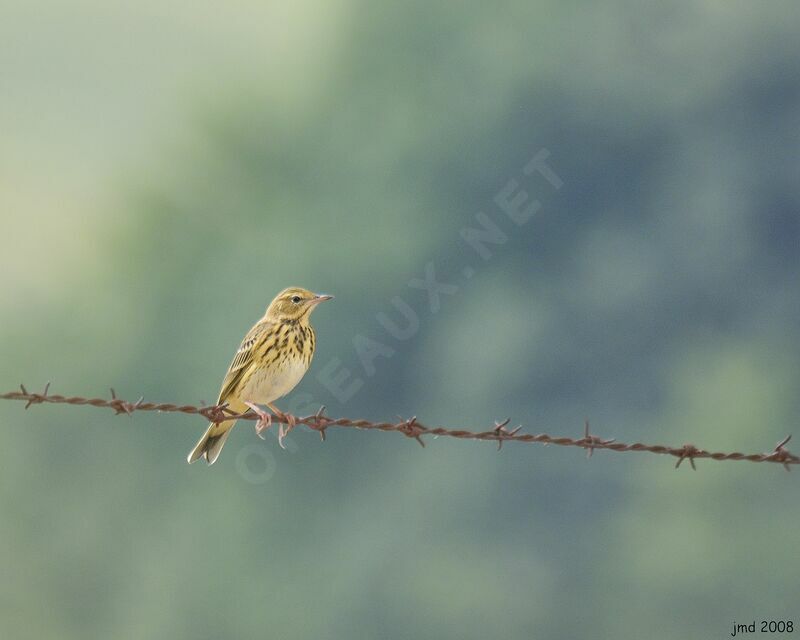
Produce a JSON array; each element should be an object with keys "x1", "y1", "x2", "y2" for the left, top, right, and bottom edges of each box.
[{"x1": 1, "y1": 383, "x2": 797, "y2": 470}]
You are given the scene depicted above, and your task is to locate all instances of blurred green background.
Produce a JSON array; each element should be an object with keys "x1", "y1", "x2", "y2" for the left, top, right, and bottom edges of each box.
[{"x1": 1, "y1": 2, "x2": 799, "y2": 638}]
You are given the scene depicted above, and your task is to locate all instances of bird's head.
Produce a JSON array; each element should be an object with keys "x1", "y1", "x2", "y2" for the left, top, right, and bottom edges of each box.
[{"x1": 265, "y1": 287, "x2": 334, "y2": 322}]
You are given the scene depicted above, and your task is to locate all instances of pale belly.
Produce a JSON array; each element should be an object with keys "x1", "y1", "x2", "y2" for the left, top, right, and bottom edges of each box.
[{"x1": 238, "y1": 358, "x2": 309, "y2": 405}]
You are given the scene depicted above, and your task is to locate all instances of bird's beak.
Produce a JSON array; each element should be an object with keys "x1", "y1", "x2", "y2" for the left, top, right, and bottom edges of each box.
[{"x1": 309, "y1": 293, "x2": 334, "y2": 306}]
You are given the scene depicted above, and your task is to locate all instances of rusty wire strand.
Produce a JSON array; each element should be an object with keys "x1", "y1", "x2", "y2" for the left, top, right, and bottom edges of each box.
[{"x1": 2, "y1": 384, "x2": 797, "y2": 470}]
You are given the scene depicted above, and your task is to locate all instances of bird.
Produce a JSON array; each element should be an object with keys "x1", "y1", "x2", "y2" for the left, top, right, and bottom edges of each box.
[{"x1": 187, "y1": 287, "x2": 333, "y2": 465}]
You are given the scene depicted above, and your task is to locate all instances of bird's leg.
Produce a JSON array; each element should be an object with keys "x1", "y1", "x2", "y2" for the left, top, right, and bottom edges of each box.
[
  {"x1": 245, "y1": 401, "x2": 272, "y2": 440},
  {"x1": 267, "y1": 402, "x2": 296, "y2": 450}
]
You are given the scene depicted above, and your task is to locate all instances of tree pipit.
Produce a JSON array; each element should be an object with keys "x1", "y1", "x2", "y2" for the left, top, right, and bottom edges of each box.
[{"x1": 187, "y1": 287, "x2": 333, "y2": 464}]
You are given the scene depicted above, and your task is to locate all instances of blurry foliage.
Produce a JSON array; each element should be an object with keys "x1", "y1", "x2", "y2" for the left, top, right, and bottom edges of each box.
[{"x1": 1, "y1": 2, "x2": 799, "y2": 639}]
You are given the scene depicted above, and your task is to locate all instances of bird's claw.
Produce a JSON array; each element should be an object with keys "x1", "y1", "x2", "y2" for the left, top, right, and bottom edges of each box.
[
  {"x1": 277, "y1": 412, "x2": 296, "y2": 450},
  {"x1": 247, "y1": 402, "x2": 296, "y2": 448},
  {"x1": 245, "y1": 402, "x2": 273, "y2": 440}
]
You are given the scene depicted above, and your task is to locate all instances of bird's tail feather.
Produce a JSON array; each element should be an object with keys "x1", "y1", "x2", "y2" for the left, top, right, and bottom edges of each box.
[{"x1": 187, "y1": 421, "x2": 235, "y2": 465}]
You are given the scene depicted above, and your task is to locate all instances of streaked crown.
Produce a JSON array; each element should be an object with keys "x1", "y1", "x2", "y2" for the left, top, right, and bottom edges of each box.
[{"x1": 265, "y1": 287, "x2": 333, "y2": 322}]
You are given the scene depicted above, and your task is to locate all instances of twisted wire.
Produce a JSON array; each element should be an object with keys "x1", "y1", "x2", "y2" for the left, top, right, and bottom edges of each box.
[{"x1": 1, "y1": 384, "x2": 796, "y2": 470}]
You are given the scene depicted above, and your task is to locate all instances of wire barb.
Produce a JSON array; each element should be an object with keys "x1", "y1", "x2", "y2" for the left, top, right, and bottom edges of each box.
[
  {"x1": 398, "y1": 416, "x2": 425, "y2": 448},
  {"x1": 493, "y1": 418, "x2": 521, "y2": 450},
  {"x1": 22, "y1": 382, "x2": 50, "y2": 409},
  {"x1": 1, "y1": 385, "x2": 798, "y2": 470},
  {"x1": 675, "y1": 444, "x2": 699, "y2": 470},
  {"x1": 766, "y1": 434, "x2": 793, "y2": 472},
  {"x1": 311, "y1": 405, "x2": 330, "y2": 442},
  {"x1": 202, "y1": 402, "x2": 232, "y2": 425},
  {"x1": 580, "y1": 420, "x2": 615, "y2": 459}
]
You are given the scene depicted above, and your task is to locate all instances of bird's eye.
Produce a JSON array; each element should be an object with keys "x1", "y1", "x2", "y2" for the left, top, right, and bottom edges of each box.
[{"x1": 291, "y1": 296, "x2": 302, "y2": 304}]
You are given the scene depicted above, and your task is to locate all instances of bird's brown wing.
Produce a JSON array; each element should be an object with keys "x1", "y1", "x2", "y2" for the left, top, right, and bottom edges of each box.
[{"x1": 216, "y1": 319, "x2": 275, "y2": 404}]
